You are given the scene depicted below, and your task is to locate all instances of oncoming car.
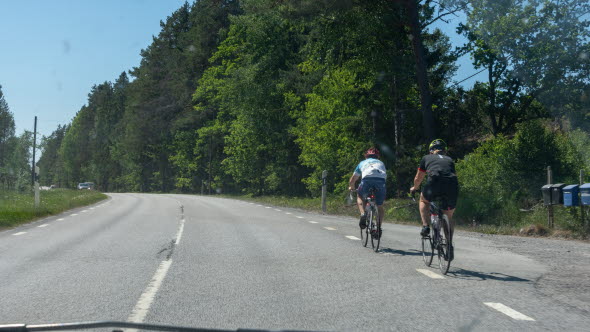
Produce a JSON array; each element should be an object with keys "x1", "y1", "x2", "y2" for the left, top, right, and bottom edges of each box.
[{"x1": 77, "y1": 182, "x2": 95, "y2": 190}]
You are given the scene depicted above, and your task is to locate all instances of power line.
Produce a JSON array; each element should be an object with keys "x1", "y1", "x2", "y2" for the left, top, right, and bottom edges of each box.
[{"x1": 452, "y1": 68, "x2": 487, "y2": 87}]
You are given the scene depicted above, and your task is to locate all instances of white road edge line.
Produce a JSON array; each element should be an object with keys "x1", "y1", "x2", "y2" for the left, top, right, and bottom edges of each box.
[
  {"x1": 13, "y1": 232, "x2": 27, "y2": 236},
  {"x1": 416, "y1": 269, "x2": 445, "y2": 279},
  {"x1": 308, "y1": 221, "x2": 318, "y2": 224},
  {"x1": 128, "y1": 260, "x2": 173, "y2": 323},
  {"x1": 175, "y1": 219, "x2": 185, "y2": 245},
  {"x1": 38, "y1": 224, "x2": 49, "y2": 228},
  {"x1": 323, "y1": 227, "x2": 336, "y2": 231},
  {"x1": 484, "y1": 302, "x2": 535, "y2": 321},
  {"x1": 346, "y1": 235, "x2": 360, "y2": 240}
]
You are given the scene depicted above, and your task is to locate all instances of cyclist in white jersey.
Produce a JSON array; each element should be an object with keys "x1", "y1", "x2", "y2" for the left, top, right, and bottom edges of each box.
[{"x1": 348, "y1": 147, "x2": 387, "y2": 232}]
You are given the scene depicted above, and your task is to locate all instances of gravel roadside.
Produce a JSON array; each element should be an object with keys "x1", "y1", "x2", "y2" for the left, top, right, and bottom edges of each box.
[{"x1": 457, "y1": 230, "x2": 590, "y2": 315}]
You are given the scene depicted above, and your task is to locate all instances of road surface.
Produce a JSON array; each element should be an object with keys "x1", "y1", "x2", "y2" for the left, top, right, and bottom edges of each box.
[{"x1": 1, "y1": 193, "x2": 589, "y2": 331}]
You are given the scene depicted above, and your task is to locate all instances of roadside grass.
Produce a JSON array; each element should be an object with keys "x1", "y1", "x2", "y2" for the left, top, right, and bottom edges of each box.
[
  {"x1": 0, "y1": 189, "x2": 107, "y2": 228},
  {"x1": 223, "y1": 194, "x2": 588, "y2": 240}
]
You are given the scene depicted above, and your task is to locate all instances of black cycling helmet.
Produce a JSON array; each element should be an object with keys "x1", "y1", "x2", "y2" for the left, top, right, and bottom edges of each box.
[{"x1": 429, "y1": 139, "x2": 447, "y2": 152}]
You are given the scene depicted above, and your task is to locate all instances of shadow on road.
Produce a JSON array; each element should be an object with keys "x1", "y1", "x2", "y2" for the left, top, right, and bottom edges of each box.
[
  {"x1": 379, "y1": 247, "x2": 423, "y2": 256},
  {"x1": 447, "y1": 268, "x2": 530, "y2": 282}
]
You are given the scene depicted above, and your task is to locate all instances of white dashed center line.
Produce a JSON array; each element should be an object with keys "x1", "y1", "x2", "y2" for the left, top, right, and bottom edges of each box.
[
  {"x1": 128, "y1": 260, "x2": 173, "y2": 323},
  {"x1": 296, "y1": 216, "x2": 304, "y2": 219},
  {"x1": 285, "y1": 212, "x2": 292, "y2": 215},
  {"x1": 81, "y1": 210, "x2": 88, "y2": 213},
  {"x1": 274, "y1": 209, "x2": 282, "y2": 212},
  {"x1": 175, "y1": 219, "x2": 185, "y2": 245},
  {"x1": 484, "y1": 303, "x2": 535, "y2": 321},
  {"x1": 346, "y1": 236, "x2": 360, "y2": 240},
  {"x1": 13, "y1": 232, "x2": 27, "y2": 236},
  {"x1": 57, "y1": 218, "x2": 64, "y2": 221},
  {"x1": 70, "y1": 214, "x2": 78, "y2": 217},
  {"x1": 265, "y1": 206, "x2": 271, "y2": 209},
  {"x1": 323, "y1": 227, "x2": 336, "y2": 231},
  {"x1": 416, "y1": 269, "x2": 445, "y2": 279},
  {"x1": 38, "y1": 224, "x2": 49, "y2": 228},
  {"x1": 308, "y1": 221, "x2": 318, "y2": 224}
]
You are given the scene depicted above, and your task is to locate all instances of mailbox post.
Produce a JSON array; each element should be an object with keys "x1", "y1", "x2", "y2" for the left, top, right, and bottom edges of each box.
[{"x1": 547, "y1": 166, "x2": 554, "y2": 228}]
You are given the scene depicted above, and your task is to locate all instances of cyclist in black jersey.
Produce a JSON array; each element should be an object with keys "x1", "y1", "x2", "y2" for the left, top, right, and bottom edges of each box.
[{"x1": 410, "y1": 139, "x2": 459, "y2": 260}]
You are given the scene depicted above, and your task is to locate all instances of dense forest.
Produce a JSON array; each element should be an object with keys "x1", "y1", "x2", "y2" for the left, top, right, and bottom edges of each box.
[{"x1": 2, "y1": 0, "x2": 589, "y2": 231}]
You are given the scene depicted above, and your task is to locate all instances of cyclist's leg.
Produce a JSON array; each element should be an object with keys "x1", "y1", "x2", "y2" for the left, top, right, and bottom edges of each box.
[
  {"x1": 441, "y1": 178, "x2": 458, "y2": 244},
  {"x1": 419, "y1": 194, "x2": 430, "y2": 227},
  {"x1": 441, "y1": 178, "x2": 458, "y2": 259},
  {"x1": 357, "y1": 180, "x2": 368, "y2": 228},
  {"x1": 442, "y1": 208, "x2": 455, "y2": 241},
  {"x1": 374, "y1": 179, "x2": 386, "y2": 227},
  {"x1": 356, "y1": 193, "x2": 365, "y2": 215},
  {"x1": 356, "y1": 180, "x2": 367, "y2": 215}
]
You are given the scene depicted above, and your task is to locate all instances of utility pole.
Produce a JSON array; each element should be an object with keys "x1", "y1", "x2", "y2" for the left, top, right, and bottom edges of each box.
[{"x1": 31, "y1": 116, "x2": 37, "y2": 185}]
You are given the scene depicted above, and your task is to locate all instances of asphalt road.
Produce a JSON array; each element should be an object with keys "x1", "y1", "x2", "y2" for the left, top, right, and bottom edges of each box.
[{"x1": 1, "y1": 193, "x2": 589, "y2": 331}]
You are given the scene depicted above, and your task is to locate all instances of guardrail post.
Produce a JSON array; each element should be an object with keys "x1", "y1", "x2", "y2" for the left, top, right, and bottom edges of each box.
[{"x1": 321, "y1": 170, "x2": 328, "y2": 214}]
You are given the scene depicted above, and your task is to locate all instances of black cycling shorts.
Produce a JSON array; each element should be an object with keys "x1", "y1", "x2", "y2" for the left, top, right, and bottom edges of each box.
[{"x1": 422, "y1": 176, "x2": 458, "y2": 210}]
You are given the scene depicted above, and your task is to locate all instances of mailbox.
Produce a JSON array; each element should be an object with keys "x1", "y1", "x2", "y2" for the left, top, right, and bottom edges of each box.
[
  {"x1": 563, "y1": 185, "x2": 579, "y2": 207},
  {"x1": 551, "y1": 183, "x2": 566, "y2": 205},
  {"x1": 580, "y1": 183, "x2": 590, "y2": 205},
  {"x1": 541, "y1": 184, "x2": 553, "y2": 205}
]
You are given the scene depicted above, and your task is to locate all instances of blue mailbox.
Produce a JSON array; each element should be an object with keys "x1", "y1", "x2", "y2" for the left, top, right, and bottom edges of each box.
[
  {"x1": 580, "y1": 183, "x2": 590, "y2": 205},
  {"x1": 563, "y1": 185, "x2": 579, "y2": 206}
]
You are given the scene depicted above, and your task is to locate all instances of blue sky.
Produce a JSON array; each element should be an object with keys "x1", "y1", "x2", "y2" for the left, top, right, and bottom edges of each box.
[
  {"x1": 0, "y1": 0, "x2": 186, "y2": 137},
  {"x1": 0, "y1": 1, "x2": 484, "y2": 139}
]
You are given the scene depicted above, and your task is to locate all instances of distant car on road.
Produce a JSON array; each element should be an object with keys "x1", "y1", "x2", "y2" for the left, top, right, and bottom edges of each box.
[{"x1": 77, "y1": 182, "x2": 95, "y2": 190}]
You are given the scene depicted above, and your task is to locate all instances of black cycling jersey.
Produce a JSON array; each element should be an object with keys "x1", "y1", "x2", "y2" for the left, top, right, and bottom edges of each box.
[{"x1": 418, "y1": 154, "x2": 456, "y2": 178}]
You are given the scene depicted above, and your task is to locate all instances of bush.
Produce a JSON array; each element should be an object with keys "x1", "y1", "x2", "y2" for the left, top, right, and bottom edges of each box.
[{"x1": 455, "y1": 120, "x2": 582, "y2": 228}]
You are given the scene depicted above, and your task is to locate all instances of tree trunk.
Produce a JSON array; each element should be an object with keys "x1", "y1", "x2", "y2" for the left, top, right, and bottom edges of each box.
[{"x1": 406, "y1": 0, "x2": 436, "y2": 141}]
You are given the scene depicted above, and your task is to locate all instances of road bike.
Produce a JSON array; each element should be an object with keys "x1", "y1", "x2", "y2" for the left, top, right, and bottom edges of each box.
[
  {"x1": 356, "y1": 188, "x2": 381, "y2": 252},
  {"x1": 412, "y1": 192, "x2": 452, "y2": 274}
]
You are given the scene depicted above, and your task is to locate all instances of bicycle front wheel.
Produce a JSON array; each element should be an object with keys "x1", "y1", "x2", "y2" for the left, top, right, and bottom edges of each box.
[
  {"x1": 421, "y1": 236, "x2": 434, "y2": 266},
  {"x1": 437, "y1": 215, "x2": 451, "y2": 275}
]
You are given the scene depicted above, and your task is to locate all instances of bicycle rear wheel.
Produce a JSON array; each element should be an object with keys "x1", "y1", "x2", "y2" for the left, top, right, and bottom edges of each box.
[
  {"x1": 362, "y1": 210, "x2": 371, "y2": 247},
  {"x1": 437, "y1": 215, "x2": 451, "y2": 275},
  {"x1": 421, "y1": 236, "x2": 433, "y2": 266},
  {"x1": 371, "y1": 208, "x2": 381, "y2": 252}
]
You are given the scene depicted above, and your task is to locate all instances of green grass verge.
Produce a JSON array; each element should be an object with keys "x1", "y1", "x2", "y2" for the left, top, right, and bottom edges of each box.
[
  {"x1": 0, "y1": 189, "x2": 107, "y2": 228},
  {"x1": 222, "y1": 194, "x2": 421, "y2": 224},
  {"x1": 222, "y1": 194, "x2": 588, "y2": 239}
]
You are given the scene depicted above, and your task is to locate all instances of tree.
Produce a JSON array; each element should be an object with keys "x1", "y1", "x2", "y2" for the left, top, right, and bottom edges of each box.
[
  {"x1": 458, "y1": 0, "x2": 590, "y2": 135},
  {"x1": 38, "y1": 125, "x2": 68, "y2": 187}
]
